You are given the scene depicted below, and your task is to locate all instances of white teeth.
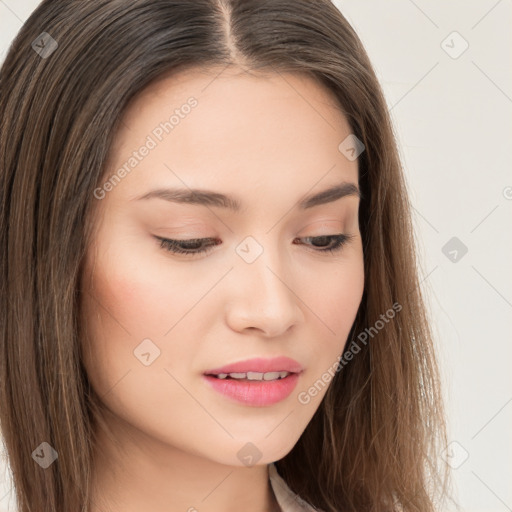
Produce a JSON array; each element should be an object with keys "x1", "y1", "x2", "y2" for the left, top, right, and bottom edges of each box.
[
  {"x1": 247, "y1": 372, "x2": 265, "y2": 380},
  {"x1": 263, "y1": 372, "x2": 281, "y2": 381},
  {"x1": 213, "y1": 371, "x2": 290, "y2": 381}
]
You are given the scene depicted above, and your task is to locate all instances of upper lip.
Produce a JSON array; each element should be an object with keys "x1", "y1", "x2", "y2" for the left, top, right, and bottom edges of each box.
[{"x1": 204, "y1": 357, "x2": 303, "y2": 376}]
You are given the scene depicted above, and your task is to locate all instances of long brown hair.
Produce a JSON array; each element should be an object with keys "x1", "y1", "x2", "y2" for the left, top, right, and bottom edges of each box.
[{"x1": 0, "y1": 1, "x2": 450, "y2": 511}]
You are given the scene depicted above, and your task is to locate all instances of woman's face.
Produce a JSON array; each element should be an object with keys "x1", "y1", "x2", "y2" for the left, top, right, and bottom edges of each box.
[{"x1": 80, "y1": 66, "x2": 364, "y2": 467}]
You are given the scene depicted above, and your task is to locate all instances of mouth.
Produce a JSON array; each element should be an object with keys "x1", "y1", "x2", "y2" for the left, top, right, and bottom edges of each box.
[
  {"x1": 202, "y1": 357, "x2": 303, "y2": 407},
  {"x1": 203, "y1": 356, "x2": 303, "y2": 377},
  {"x1": 204, "y1": 371, "x2": 293, "y2": 381}
]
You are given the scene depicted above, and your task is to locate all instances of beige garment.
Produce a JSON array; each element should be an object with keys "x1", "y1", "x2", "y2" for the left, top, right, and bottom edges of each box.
[{"x1": 268, "y1": 463, "x2": 323, "y2": 512}]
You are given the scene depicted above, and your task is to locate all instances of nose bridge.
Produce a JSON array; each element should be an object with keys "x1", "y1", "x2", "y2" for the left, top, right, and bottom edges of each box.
[
  {"x1": 227, "y1": 233, "x2": 302, "y2": 333},
  {"x1": 239, "y1": 233, "x2": 292, "y2": 299}
]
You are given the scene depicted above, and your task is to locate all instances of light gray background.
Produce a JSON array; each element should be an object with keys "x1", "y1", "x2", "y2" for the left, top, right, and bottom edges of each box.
[{"x1": 1, "y1": 1, "x2": 511, "y2": 511}]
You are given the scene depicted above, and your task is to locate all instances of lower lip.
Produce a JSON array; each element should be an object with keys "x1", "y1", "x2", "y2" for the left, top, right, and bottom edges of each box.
[{"x1": 202, "y1": 373, "x2": 300, "y2": 406}]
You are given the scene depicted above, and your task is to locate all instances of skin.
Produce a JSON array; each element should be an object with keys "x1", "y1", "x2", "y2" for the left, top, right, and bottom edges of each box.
[{"x1": 80, "y1": 66, "x2": 365, "y2": 512}]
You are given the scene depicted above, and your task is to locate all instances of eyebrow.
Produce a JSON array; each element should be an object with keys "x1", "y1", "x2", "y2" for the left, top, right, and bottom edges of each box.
[{"x1": 133, "y1": 181, "x2": 361, "y2": 211}]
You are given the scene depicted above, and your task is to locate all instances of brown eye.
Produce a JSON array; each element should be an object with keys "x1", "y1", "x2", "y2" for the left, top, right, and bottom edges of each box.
[
  {"x1": 155, "y1": 234, "x2": 354, "y2": 257},
  {"x1": 156, "y1": 237, "x2": 219, "y2": 256},
  {"x1": 293, "y1": 234, "x2": 354, "y2": 254}
]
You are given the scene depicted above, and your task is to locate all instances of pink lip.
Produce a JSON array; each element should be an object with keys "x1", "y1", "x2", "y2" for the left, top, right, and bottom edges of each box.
[
  {"x1": 203, "y1": 356, "x2": 303, "y2": 375},
  {"x1": 202, "y1": 357, "x2": 303, "y2": 407}
]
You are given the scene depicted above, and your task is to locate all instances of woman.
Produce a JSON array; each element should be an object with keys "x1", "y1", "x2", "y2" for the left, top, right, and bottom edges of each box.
[{"x1": 0, "y1": 1, "x2": 450, "y2": 511}]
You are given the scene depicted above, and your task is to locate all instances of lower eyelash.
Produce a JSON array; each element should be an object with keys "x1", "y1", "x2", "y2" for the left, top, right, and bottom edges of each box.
[{"x1": 156, "y1": 234, "x2": 354, "y2": 256}]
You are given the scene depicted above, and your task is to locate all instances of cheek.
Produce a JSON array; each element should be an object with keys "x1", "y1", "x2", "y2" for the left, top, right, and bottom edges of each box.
[
  {"x1": 80, "y1": 249, "x2": 203, "y2": 430},
  {"x1": 309, "y1": 255, "x2": 364, "y2": 338},
  {"x1": 85, "y1": 238, "x2": 186, "y2": 341},
  {"x1": 79, "y1": 242, "x2": 171, "y2": 390},
  {"x1": 301, "y1": 252, "x2": 364, "y2": 377},
  {"x1": 292, "y1": 256, "x2": 363, "y2": 409},
  {"x1": 88, "y1": 264, "x2": 160, "y2": 343},
  {"x1": 80, "y1": 230, "x2": 217, "y2": 390}
]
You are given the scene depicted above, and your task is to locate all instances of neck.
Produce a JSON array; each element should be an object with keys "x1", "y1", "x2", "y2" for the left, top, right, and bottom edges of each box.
[{"x1": 88, "y1": 412, "x2": 282, "y2": 512}]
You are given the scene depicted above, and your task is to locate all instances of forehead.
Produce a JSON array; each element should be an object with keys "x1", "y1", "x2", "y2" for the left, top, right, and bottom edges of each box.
[
  {"x1": 127, "y1": 65, "x2": 345, "y2": 119},
  {"x1": 104, "y1": 66, "x2": 359, "y2": 208},
  {"x1": 116, "y1": 65, "x2": 352, "y2": 148}
]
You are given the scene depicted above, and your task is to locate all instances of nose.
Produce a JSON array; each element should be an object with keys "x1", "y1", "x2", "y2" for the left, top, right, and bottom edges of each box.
[{"x1": 224, "y1": 246, "x2": 305, "y2": 337}]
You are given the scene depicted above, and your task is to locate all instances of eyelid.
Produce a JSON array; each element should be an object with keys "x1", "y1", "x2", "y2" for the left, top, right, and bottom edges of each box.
[{"x1": 154, "y1": 233, "x2": 355, "y2": 257}]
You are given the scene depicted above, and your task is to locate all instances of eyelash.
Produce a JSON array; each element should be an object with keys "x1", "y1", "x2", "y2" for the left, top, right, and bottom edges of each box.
[{"x1": 155, "y1": 234, "x2": 355, "y2": 257}]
